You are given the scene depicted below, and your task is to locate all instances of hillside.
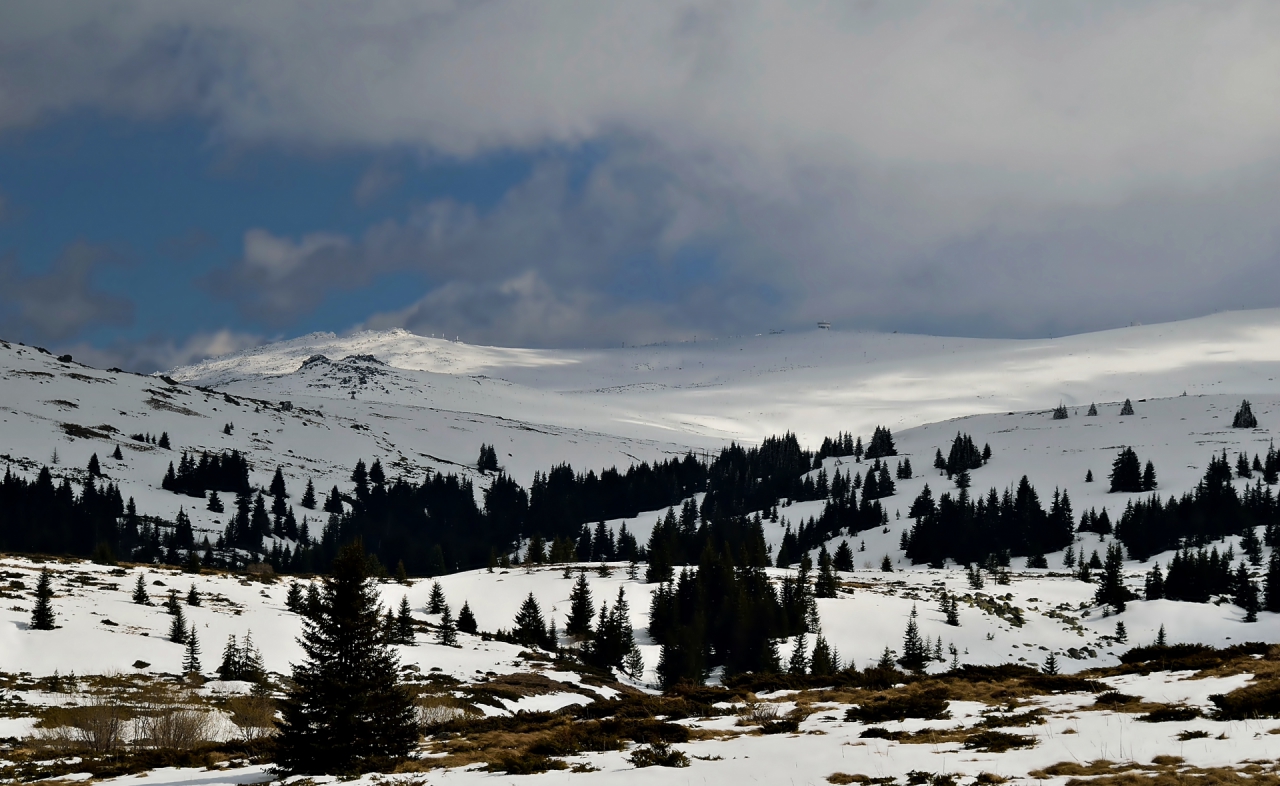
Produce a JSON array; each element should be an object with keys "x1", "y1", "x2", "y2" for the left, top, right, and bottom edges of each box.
[{"x1": 4, "y1": 312, "x2": 1280, "y2": 784}]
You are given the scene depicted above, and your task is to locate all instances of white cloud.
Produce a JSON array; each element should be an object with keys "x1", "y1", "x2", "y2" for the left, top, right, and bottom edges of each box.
[{"x1": 59, "y1": 329, "x2": 264, "y2": 373}]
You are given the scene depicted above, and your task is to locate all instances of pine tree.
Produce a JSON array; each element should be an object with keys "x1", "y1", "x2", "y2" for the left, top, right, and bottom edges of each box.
[
  {"x1": 286, "y1": 582, "x2": 304, "y2": 612},
  {"x1": 1043, "y1": 651, "x2": 1059, "y2": 675},
  {"x1": 300, "y1": 479, "x2": 317, "y2": 509},
  {"x1": 815, "y1": 545, "x2": 838, "y2": 598},
  {"x1": 1087, "y1": 403, "x2": 1098, "y2": 416},
  {"x1": 1156, "y1": 624, "x2": 1167, "y2": 646},
  {"x1": 1052, "y1": 403, "x2": 1069, "y2": 420},
  {"x1": 111, "y1": 444, "x2": 123, "y2": 460},
  {"x1": 187, "y1": 584, "x2": 201, "y2": 606},
  {"x1": 158, "y1": 431, "x2": 171, "y2": 449},
  {"x1": 207, "y1": 490, "x2": 224, "y2": 513},
  {"x1": 1141, "y1": 461, "x2": 1157, "y2": 491},
  {"x1": 396, "y1": 596, "x2": 415, "y2": 644},
  {"x1": 1233, "y1": 399, "x2": 1258, "y2": 428},
  {"x1": 566, "y1": 572, "x2": 594, "y2": 638},
  {"x1": 513, "y1": 592, "x2": 551, "y2": 649},
  {"x1": 1233, "y1": 562, "x2": 1260, "y2": 622},
  {"x1": 133, "y1": 573, "x2": 151, "y2": 605},
  {"x1": 169, "y1": 604, "x2": 188, "y2": 643},
  {"x1": 395, "y1": 560, "x2": 409, "y2": 584},
  {"x1": 1094, "y1": 542, "x2": 1129, "y2": 612},
  {"x1": 87, "y1": 453, "x2": 102, "y2": 477},
  {"x1": 276, "y1": 542, "x2": 417, "y2": 774},
  {"x1": 1115, "y1": 621, "x2": 1127, "y2": 642},
  {"x1": 1085, "y1": 469, "x2": 1094, "y2": 483},
  {"x1": 833, "y1": 540, "x2": 854, "y2": 572},
  {"x1": 1265, "y1": 551, "x2": 1280, "y2": 613},
  {"x1": 218, "y1": 635, "x2": 241, "y2": 680},
  {"x1": 427, "y1": 581, "x2": 446, "y2": 615},
  {"x1": 787, "y1": 635, "x2": 809, "y2": 675},
  {"x1": 436, "y1": 604, "x2": 457, "y2": 646},
  {"x1": 183, "y1": 626, "x2": 202, "y2": 674},
  {"x1": 944, "y1": 595, "x2": 960, "y2": 626},
  {"x1": 1109, "y1": 447, "x2": 1143, "y2": 492},
  {"x1": 1120, "y1": 399, "x2": 1134, "y2": 416},
  {"x1": 881, "y1": 555, "x2": 893, "y2": 572},
  {"x1": 810, "y1": 636, "x2": 837, "y2": 676},
  {"x1": 898, "y1": 605, "x2": 927, "y2": 672},
  {"x1": 457, "y1": 601, "x2": 478, "y2": 635},
  {"x1": 31, "y1": 568, "x2": 56, "y2": 630}
]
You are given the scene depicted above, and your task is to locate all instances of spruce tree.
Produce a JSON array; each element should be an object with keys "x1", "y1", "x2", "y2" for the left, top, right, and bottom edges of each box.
[
  {"x1": 276, "y1": 542, "x2": 417, "y2": 774},
  {"x1": 1156, "y1": 624, "x2": 1167, "y2": 646},
  {"x1": 286, "y1": 582, "x2": 304, "y2": 612},
  {"x1": 1141, "y1": 461, "x2": 1157, "y2": 491},
  {"x1": 1233, "y1": 562, "x2": 1260, "y2": 622},
  {"x1": 810, "y1": 636, "x2": 837, "y2": 676},
  {"x1": 898, "y1": 605, "x2": 927, "y2": 672},
  {"x1": 427, "y1": 581, "x2": 446, "y2": 614},
  {"x1": 787, "y1": 635, "x2": 809, "y2": 675},
  {"x1": 132, "y1": 573, "x2": 151, "y2": 605},
  {"x1": 880, "y1": 555, "x2": 893, "y2": 572},
  {"x1": 815, "y1": 545, "x2": 838, "y2": 598},
  {"x1": 1119, "y1": 399, "x2": 1134, "y2": 416},
  {"x1": 396, "y1": 596, "x2": 415, "y2": 644},
  {"x1": 566, "y1": 572, "x2": 594, "y2": 638},
  {"x1": 183, "y1": 626, "x2": 202, "y2": 674},
  {"x1": 1233, "y1": 399, "x2": 1258, "y2": 428},
  {"x1": 1087, "y1": 403, "x2": 1098, "y2": 416},
  {"x1": 112, "y1": 445, "x2": 124, "y2": 460},
  {"x1": 457, "y1": 601, "x2": 478, "y2": 634},
  {"x1": 87, "y1": 453, "x2": 101, "y2": 477},
  {"x1": 436, "y1": 604, "x2": 457, "y2": 646},
  {"x1": 833, "y1": 540, "x2": 854, "y2": 572},
  {"x1": 31, "y1": 568, "x2": 56, "y2": 630},
  {"x1": 1043, "y1": 651, "x2": 1059, "y2": 675},
  {"x1": 207, "y1": 490, "x2": 224, "y2": 513},
  {"x1": 1115, "y1": 621, "x2": 1127, "y2": 642},
  {"x1": 300, "y1": 479, "x2": 317, "y2": 509},
  {"x1": 1109, "y1": 448, "x2": 1143, "y2": 492},
  {"x1": 513, "y1": 592, "x2": 551, "y2": 649},
  {"x1": 169, "y1": 604, "x2": 188, "y2": 643},
  {"x1": 1266, "y1": 551, "x2": 1280, "y2": 613},
  {"x1": 1094, "y1": 542, "x2": 1128, "y2": 613}
]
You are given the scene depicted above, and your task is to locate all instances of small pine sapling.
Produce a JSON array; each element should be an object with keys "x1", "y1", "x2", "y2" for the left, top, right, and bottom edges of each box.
[
  {"x1": 187, "y1": 584, "x2": 201, "y2": 606},
  {"x1": 436, "y1": 604, "x2": 457, "y2": 646},
  {"x1": 457, "y1": 601, "x2": 478, "y2": 635},
  {"x1": 169, "y1": 604, "x2": 188, "y2": 643},
  {"x1": 133, "y1": 574, "x2": 151, "y2": 605},
  {"x1": 183, "y1": 626, "x2": 202, "y2": 674}
]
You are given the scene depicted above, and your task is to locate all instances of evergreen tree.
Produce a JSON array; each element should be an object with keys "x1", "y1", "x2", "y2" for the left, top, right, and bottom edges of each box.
[
  {"x1": 270, "y1": 467, "x2": 288, "y2": 499},
  {"x1": 218, "y1": 635, "x2": 241, "y2": 680},
  {"x1": 1043, "y1": 651, "x2": 1059, "y2": 675},
  {"x1": 1115, "y1": 621, "x2": 1127, "y2": 642},
  {"x1": 169, "y1": 604, "x2": 188, "y2": 643},
  {"x1": 427, "y1": 581, "x2": 446, "y2": 615},
  {"x1": 1120, "y1": 399, "x2": 1135, "y2": 416},
  {"x1": 880, "y1": 555, "x2": 893, "y2": 572},
  {"x1": 111, "y1": 445, "x2": 123, "y2": 460},
  {"x1": 300, "y1": 479, "x2": 317, "y2": 509},
  {"x1": 158, "y1": 431, "x2": 171, "y2": 449},
  {"x1": 898, "y1": 605, "x2": 927, "y2": 672},
  {"x1": 87, "y1": 453, "x2": 101, "y2": 477},
  {"x1": 566, "y1": 572, "x2": 594, "y2": 638},
  {"x1": 1233, "y1": 562, "x2": 1260, "y2": 622},
  {"x1": 1156, "y1": 624, "x2": 1167, "y2": 646},
  {"x1": 396, "y1": 596, "x2": 415, "y2": 644},
  {"x1": 132, "y1": 573, "x2": 151, "y2": 605},
  {"x1": 1145, "y1": 563, "x2": 1165, "y2": 600},
  {"x1": 276, "y1": 542, "x2": 418, "y2": 774},
  {"x1": 286, "y1": 582, "x2": 304, "y2": 612},
  {"x1": 187, "y1": 584, "x2": 201, "y2": 606},
  {"x1": 1087, "y1": 403, "x2": 1098, "y2": 416},
  {"x1": 1266, "y1": 551, "x2": 1280, "y2": 613},
  {"x1": 207, "y1": 490, "x2": 224, "y2": 513},
  {"x1": 1233, "y1": 399, "x2": 1258, "y2": 428},
  {"x1": 833, "y1": 540, "x2": 854, "y2": 572},
  {"x1": 814, "y1": 545, "x2": 838, "y2": 598},
  {"x1": 1052, "y1": 403, "x2": 1068, "y2": 420},
  {"x1": 1094, "y1": 542, "x2": 1128, "y2": 612},
  {"x1": 183, "y1": 626, "x2": 202, "y2": 674},
  {"x1": 1109, "y1": 448, "x2": 1143, "y2": 492},
  {"x1": 436, "y1": 604, "x2": 457, "y2": 646},
  {"x1": 513, "y1": 593, "x2": 552, "y2": 650},
  {"x1": 1142, "y1": 461, "x2": 1157, "y2": 492},
  {"x1": 810, "y1": 636, "x2": 837, "y2": 676},
  {"x1": 31, "y1": 568, "x2": 56, "y2": 630},
  {"x1": 1085, "y1": 469, "x2": 1094, "y2": 483},
  {"x1": 787, "y1": 635, "x2": 808, "y2": 675},
  {"x1": 457, "y1": 601, "x2": 478, "y2": 635},
  {"x1": 866, "y1": 426, "x2": 897, "y2": 458}
]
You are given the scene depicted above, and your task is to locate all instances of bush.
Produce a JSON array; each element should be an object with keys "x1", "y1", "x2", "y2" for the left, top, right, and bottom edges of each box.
[
  {"x1": 963, "y1": 730, "x2": 1036, "y2": 752},
  {"x1": 1138, "y1": 705, "x2": 1202, "y2": 723},
  {"x1": 845, "y1": 687, "x2": 950, "y2": 723},
  {"x1": 629, "y1": 740, "x2": 689, "y2": 768},
  {"x1": 483, "y1": 753, "x2": 568, "y2": 774},
  {"x1": 760, "y1": 718, "x2": 800, "y2": 734},
  {"x1": 1093, "y1": 691, "x2": 1140, "y2": 706},
  {"x1": 860, "y1": 727, "x2": 907, "y2": 740},
  {"x1": 1119, "y1": 642, "x2": 1268, "y2": 671},
  {"x1": 1210, "y1": 679, "x2": 1280, "y2": 719}
]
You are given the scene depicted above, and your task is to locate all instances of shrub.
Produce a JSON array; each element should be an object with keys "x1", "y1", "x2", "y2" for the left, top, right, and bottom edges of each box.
[
  {"x1": 963, "y1": 730, "x2": 1036, "y2": 752},
  {"x1": 1094, "y1": 691, "x2": 1140, "y2": 706},
  {"x1": 629, "y1": 740, "x2": 689, "y2": 768},
  {"x1": 760, "y1": 718, "x2": 801, "y2": 734},
  {"x1": 860, "y1": 727, "x2": 907, "y2": 740},
  {"x1": 1210, "y1": 679, "x2": 1280, "y2": 719},
  {"x1": 1139, "y1": 705, "x2": 1201, "y2": 723},
  {"x1": 484, "y1": 753, "x2": 568, "y2": 774},
  {"x1": 845, "y1": 687, "x2": 950, "y2": 723}
]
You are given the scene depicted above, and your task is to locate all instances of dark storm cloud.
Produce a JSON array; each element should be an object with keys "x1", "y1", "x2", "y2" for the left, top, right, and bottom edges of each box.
[
  {"x1": 0, "y1": 242, "x2": 134, "y2": 343},
  {"x1": 5, "y1": 2, "x2": 1280, "y2": 343}
]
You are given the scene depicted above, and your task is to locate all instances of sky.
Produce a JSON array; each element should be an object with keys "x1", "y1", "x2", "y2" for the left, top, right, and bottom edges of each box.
[{"x1": 2, "y1": 1, "x2": 1280, "y2": 371}]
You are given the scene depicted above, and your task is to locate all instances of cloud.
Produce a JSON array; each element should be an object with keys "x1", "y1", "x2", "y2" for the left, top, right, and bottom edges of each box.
[
  {"x1": 58, "y1": 328, "x2": 264, "y2": 373},
  {"x1": 0, "y1": 242, "x2": 134, "y2": 343},
  {"x1": 8, "y1": 3, "x2": 1280, "y2": 341},
  {"x1": 353, "y1": 161, "x2": 402, "y2": 207}
]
